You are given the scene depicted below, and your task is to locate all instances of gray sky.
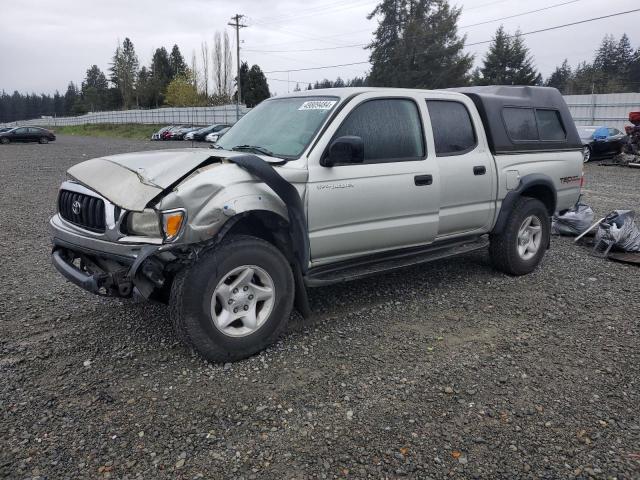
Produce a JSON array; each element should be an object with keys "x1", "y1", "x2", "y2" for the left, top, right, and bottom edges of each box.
[{"x1": 1, "y1": 0, "x2": 639, "y2": 96}]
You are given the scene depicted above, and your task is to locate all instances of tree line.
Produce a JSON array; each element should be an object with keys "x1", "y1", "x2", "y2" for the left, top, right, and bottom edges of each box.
[{"x1": 0, "y1": 36, "x2": 271, "y2": 123}]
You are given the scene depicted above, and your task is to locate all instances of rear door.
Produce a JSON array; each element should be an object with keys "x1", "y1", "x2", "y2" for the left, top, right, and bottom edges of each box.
[
  {"x1": 307, "y1": 93, "x2": 440, "y2": 264},
  {"x1": 424, "y1": 97, "x2": 496, "y2": 238},
  {"x1": 28, "y1": 127, "x2": 43, "y2": 141}
]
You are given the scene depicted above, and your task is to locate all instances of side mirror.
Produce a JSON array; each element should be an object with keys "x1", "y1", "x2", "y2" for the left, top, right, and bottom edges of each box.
[{"x1": 322, "y1": 136, "x2": 364, "y2": 167}]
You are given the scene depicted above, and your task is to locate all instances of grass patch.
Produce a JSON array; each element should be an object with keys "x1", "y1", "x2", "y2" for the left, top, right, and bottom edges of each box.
[{"x1": 49, "y1": 123, "x2": 165, "y2": 141}]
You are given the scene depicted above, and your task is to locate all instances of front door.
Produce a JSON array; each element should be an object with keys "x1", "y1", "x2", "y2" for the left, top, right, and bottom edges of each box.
[{"x1": 307, "y1": 95, "x2": 440, "y2": 265}]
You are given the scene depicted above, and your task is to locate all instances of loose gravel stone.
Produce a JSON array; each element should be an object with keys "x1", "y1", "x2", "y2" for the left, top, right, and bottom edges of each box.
[{"x1": 0, "y1": 136, "x2": 639, "y2": 479}]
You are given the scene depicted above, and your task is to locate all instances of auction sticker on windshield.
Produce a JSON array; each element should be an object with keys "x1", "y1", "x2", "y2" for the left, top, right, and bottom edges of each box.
[{"x1": 298, "y1": 100, "x2": 337, "y2": 111}]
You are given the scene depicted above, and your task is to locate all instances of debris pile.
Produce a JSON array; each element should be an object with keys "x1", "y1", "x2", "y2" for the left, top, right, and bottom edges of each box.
[
  {"x1": 551, "y1": 202, "x2": 594, "y2": 236},
  {"x1": 593, "y1": 210, "x2": 640, "y2": 255},
  {"x1": 611, "y1": 112, "x2": 640, "y2": 167}
]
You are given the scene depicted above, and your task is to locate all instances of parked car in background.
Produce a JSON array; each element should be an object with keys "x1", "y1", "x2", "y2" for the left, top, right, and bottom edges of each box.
[
  {"x1": 151, "y1": 126, "x2": 173, "y2": 141},
  {"x1": 160, "y1": 126, "x2": 187, "y2": 141},
  {"x1": 187, "y1": 124, "x2": 231, "y2": 142},
  {"x1": 205, "y1": 127, "x2": 231, "y2": 144},
  {"x1": 0, "y1": 126, "x2": 55, "y2": 144},
  {"x1": 578, "y1": 125, "x2": 626, "y2": 162},
  {"x1": 168, "y1": 126, "x2": 200, "y2": 141}
]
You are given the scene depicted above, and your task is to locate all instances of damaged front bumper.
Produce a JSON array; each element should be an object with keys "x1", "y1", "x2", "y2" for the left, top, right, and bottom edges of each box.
[{"x1": 50, "y1": 214, "x2": 174, "y2": 299}]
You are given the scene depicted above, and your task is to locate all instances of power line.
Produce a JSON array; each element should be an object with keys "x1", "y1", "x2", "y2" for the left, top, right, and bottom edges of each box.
[
  {"x1": 262, "y1": 8, "x2": 640, "y2": 73},
  {"x1": 246, "y1": 0, "x2": 585, "y2": 53},
  {"x1": 459, "y1": 0, "x2": 582, "y2": 28},
  {"x1": 265, "y1": 61, "x2": 370, "y2": 74},
  {"x1": 464, "y1": 7, "x2": 640, "y2": 47},
  {"x1": 246, "y1": 43, "x2": 366, "y2": 54}
]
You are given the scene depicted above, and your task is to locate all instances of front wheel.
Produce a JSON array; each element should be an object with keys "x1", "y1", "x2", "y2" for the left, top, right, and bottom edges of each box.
[
  {"x1": 582, "y1": 145, "x2": 591, "y2": 163},
  {"x1": 489, "y1": 197, "x2": 550, "y2": 276},
  {"x1": 170, "y1": 235, "x2": 294, "y2": 363},
  {"x1": 0, "y1": 137, "x2": 9, "y2": 145},
  {"x1": 39, "y1": 137, "x2": 49, "y2": 144}
]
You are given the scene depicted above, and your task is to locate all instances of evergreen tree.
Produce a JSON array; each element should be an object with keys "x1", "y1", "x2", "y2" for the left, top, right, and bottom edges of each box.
[
  {"x1": 169, "y1": 44, "x2": 188, "y2": 79},
  {"x1": 545, "y1": 59, "x2": 572, "y2": 93},
  {"x1": 509, "y1": 33, "x2": 542, "y2": 85},
  {"x1": 109, "y1": 38, "x2": 139, "y2": 109},
  {"x1": 245, "y1": 65, "x2": 270, "y2": 107},
  {"x1": 150, "y1": 47, "x2": 173, "y2": 106},
  {"x1": 475, "y1": 26, "x2": 541, "y2": 85},
  {"x1": 53, "y1": 91, "x2": 65, "y2": 116},
  {"x1": 136, "y1": 66, "x2": 154, "y2": 108},
  {"x1": 593, "y1": 34, "x2": 619, "y2": 77},
  {"x1": 81, "y1": 65, "x2": 109, "y2": 111},
  {"x1": 237, "y1": 61, "x2": 250, "y2": 104},
  {"x1": 368, "y1": 0, "x2": 472, "y2": 88},
  {"x1": 64, "y1": 82, "x2": 80, "y2": 115}
]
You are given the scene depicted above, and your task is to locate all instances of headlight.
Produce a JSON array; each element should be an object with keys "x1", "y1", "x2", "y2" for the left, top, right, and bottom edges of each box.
[
  {"x1": 126, "y1": 209, "x2": 161, "y2": 237},
  {"x1": 161, "y1": 210, "x2": 186, "y2": 242}
]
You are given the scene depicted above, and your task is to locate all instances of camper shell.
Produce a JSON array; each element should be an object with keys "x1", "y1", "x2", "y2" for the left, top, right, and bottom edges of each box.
[{"x1": 452, "y1": 86, "x2": 582, "y2": 154}]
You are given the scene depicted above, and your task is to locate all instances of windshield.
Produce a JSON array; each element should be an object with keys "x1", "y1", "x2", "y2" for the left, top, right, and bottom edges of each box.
[{"x1": 217, "y1": 96, "x2": 339, "y2": 158}]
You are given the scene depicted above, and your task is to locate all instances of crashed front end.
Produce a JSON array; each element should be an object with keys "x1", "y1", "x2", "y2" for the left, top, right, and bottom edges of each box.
[
  {"x1": 49, "y1": 149, "x2": 224, "y2": 301},
  {"x1": 50, "y1": 181, "x2": 188, "y2": 300}
]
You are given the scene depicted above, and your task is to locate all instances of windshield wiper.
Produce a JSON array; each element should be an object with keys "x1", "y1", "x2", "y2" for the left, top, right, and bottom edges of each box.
[{"x1": 231, "y1": 144, "x2": 278, "y2": 158}]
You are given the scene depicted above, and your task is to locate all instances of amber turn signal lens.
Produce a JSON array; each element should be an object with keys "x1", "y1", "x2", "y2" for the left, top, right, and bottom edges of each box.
[{"x1": 162, "y1": 211, "x2": 185, "y2": 241}]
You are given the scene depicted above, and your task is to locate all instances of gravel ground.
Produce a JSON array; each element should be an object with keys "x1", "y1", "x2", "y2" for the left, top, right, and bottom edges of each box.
[{"x1": 1, "y1": 136, "x2": 639, "y2": 479}]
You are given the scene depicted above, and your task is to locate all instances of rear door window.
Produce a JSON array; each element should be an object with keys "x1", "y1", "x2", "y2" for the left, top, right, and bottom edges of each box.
[
  {"x1": 333, "y1": 98, "x2": 425, "y2": 163},
  {"x1": 426, "y1": 100, "x2": 477, "y2": 156},
  {"x1": 536, "y1": 110, "x2": 566, "y2": 141},
  {"x1": 503, "y1": 107, "x2": 538, "y2": 141}
]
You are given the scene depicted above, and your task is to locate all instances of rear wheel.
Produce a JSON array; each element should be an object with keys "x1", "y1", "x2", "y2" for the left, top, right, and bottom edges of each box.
[
  {"x1": 39, "y1": 137, "x2": 49, "y2": 144},
  {"x1": 582, "y1": 145, "x2": 591, "y2": 163},
  {"x1": 489, "y1": 197, "x2": 550, "y2": 276},
  {"x1": 170, "y1": 235, "x2": 294, "y2": 363}
]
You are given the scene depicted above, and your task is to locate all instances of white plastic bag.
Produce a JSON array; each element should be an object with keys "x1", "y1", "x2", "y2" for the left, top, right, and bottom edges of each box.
[
  {"x1": 594, "y1": 210, "x2": 640, "y2": 252},
  {"x1": 552, "y1": 202, "x2": 594, "y2": 236}
]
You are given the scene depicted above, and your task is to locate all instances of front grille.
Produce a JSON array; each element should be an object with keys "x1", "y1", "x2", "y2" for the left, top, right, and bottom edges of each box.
[{"x1": 58, "y1": 190, "x2": 106, "y2": 233}]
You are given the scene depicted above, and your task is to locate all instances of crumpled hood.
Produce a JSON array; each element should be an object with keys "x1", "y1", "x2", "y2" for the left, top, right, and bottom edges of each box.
[{"x1": 67, "y1": 148, "x2": 267, "y2": 211}]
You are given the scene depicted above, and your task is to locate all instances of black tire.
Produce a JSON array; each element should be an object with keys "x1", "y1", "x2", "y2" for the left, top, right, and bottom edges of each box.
[
  {"x1": 489, "y1": 197, "x2": 550, "y2": 276},
  {"x1": 170, "y1": 235, "x2": 294, "y2": 363},
  {"x1": 582, "y1": 145, "x2": 591, "y2": 163},
  {"x1": 0, "y1": 137, "x2": 9, "y2": 145},
  {"x1": 39, "y1": 137, "x2": 49, "y2": 144}
]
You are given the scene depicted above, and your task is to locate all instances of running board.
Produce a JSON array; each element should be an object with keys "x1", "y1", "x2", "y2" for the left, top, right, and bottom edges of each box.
[{"x1": 304, "y1": 236, "x2": 489, "y2": 287}]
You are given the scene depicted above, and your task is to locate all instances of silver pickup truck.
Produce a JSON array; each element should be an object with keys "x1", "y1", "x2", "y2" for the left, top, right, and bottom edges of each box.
[{"x1": 50, "y1": 86, "x2": 583, "y2": 362}]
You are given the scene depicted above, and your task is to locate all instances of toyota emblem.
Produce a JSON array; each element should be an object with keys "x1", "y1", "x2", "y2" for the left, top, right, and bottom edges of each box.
[{"x1": 72, "y1": 200, "x2": 82, "y2": 215}]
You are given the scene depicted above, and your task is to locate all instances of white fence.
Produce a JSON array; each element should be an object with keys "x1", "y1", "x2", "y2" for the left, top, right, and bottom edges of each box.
[
  {"x1": 1, "y1": 104, "x2": 251, "y2": 128},
  {"x1": 564, "y1": 93, "x2": 640, "y2": 131},
  {"x1": 4, "y1": 94, "x2": 640, "y2": 131}
]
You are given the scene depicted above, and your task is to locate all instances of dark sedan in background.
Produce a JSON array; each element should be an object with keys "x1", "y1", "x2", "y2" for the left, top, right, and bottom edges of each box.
[
  {"x1": 578, "y1": 125, "x2": 626, "y2": 162},
  {"x1": 0, "y1": 126, "x2": 56, "y2": 144},
  {"x1": 188, "y1": 124, "x2": 231, "y2": 142}
]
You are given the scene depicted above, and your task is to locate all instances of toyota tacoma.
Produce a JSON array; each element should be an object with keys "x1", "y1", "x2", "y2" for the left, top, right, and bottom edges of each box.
[{"x1": 50, "y1": 86, "x2": 583, "y2": 362}]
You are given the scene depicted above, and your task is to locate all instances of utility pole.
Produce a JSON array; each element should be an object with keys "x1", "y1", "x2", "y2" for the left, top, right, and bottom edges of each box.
[{"x1": 228, "y1": 14, "x2": 246, "y2": 122}]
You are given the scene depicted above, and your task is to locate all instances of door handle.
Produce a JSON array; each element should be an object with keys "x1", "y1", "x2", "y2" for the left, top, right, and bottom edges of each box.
[
  {"x1": 473, "y1": 166, "x2": 486, "y2": 176},
  {"x1": 414, "y1": 174, "x2": 433, "y2": 186}
]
